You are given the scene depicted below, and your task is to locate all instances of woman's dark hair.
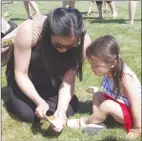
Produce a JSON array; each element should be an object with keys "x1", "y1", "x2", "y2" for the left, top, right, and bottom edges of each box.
[
  {"x1": 39, "y1": 8, "x2": 84, "y2": 84},
  {"x1": 86, "y1": 35, "x2": 124, "y2": 98}
]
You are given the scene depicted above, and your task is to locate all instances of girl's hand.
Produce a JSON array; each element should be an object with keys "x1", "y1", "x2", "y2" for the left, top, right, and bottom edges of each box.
[
  {"x1": 50, "y1": 110, "x2": 67, "y2": 132},
  {"x1": 127, "y1": 128, "x2": 141, "y2": 139},
  {"x1": 35, "y1": 101, "x2": 49, "y2": 119}
]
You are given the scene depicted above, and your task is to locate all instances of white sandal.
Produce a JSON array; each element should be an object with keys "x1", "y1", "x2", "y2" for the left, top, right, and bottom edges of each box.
[
  {"x1": 82, "y1": 123, "x2": 107, "y2": 136},
  {"x1": 67, "y1": 117, "x2": 88, "y2": 129}
]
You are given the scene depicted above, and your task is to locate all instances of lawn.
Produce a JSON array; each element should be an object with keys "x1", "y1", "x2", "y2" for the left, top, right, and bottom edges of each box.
[{"x1": 1, "y1": 1, "x2": 141, "y2": 141}]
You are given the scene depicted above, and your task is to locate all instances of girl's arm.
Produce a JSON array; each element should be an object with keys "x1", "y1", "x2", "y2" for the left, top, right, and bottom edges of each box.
[{"x1": 122, "y1": 73, "x2": 141, "y2": 134}]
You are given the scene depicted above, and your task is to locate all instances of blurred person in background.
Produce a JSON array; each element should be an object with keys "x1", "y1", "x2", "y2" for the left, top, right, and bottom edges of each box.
[
  {"x1": 23, "y1": 1, "x2": 40, "y2": 18},
  {"x1": 87, "y1": 1, "x2": 117, "y2": 19},
  {"x1": 129, "y1": 1, "x2": 137, "y2": 24},
  {"x1": 62, "y1": 0, "x2": 75, "y2": 8}
]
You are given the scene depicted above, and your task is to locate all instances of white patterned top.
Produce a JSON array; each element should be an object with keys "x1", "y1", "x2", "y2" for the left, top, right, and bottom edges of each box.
[{"x1": 101, "y1": 64, "x2": 141, "y2": 107}]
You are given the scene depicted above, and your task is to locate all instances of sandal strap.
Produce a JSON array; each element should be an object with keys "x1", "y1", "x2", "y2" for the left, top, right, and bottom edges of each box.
[{"x1": 79, "y1": 117, "x2": 88, "y2": 128}]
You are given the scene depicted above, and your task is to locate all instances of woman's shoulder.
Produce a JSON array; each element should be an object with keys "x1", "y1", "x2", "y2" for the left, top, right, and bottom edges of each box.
[
  {"x1": 15, "y1": 20, "x2": 33, "y2": 49},
  {"x1": 18, "y1": 19, "x2": 32, "y2": 33},
  {"x1": 32, "y1": 13, "x2": 47, "y2": 24},
  {"x1": 16, "y1": 14, "x2": 47, "y2": 48}
]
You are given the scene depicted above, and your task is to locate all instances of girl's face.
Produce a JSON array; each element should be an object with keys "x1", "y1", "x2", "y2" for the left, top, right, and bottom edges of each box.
[
  {"x1": 51, "y1": 36, "x2": 79, "y2": 53},
  {"x1": 87, "y1": 56, "x2": 112, "y2": 76}
]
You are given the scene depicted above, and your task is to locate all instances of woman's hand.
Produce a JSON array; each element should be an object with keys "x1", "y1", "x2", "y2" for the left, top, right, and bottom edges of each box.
[
  {"x1": 35, "y1": 100, "x2": 49, "y2": 119},
  {"x1": 50, "y1": 110, "x2": 67, "y2": 132},
  {"x1": 127, "y1": 128, "x2": 141, "y2": 139}
]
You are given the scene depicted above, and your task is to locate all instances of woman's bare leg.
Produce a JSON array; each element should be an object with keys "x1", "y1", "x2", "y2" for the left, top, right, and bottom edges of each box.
[
  {"x1": 87, "y1": 1, "x2": 94, "y2": 16},
  {"x1": 107, "y1": 1, "x2": 118, "y2": 19},
  {"x1": 62, "y1": 0, "x2": 75, "y2": 8},
  {"x1": 23, "y1": 1, "x2": 31, "y2": 18},
  {"x1": 104, "y1": 1, "x2": 108, "y2": 13},
  {"x1": 24, "y1": 1, "x2": 40, "y2": 18},
  {"x1": 28, "y1": 1, "x2": 40, "y2": 15},
  {"x1": 69, "y1": 0, "x2": 75, "y2": 8},
  {"x1": 96, "y1": 1, "x2": 103, "y2": 19},
  {"x1": 129, "y1": 1, "x2": 137, "y2": 24}
]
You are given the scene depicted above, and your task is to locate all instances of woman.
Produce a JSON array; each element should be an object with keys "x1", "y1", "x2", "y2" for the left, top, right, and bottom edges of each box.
[
  {"x1": 129, "y1": 1, "x2": 137, "y2": 24},
  {"x1": 62, "y1": 0, "x2": 75, "y2": 8},
  {"x1": 23, "y1": 1, "x2": 40, "y2": 18},
  {"x1": 5, "y1": 8, "x2": 91, "y2": 132},
  {"x1": 87, "y1": 1, "x2": 117, "y2": 19}
]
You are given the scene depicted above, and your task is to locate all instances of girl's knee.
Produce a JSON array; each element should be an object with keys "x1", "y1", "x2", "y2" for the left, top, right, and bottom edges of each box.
[
  {"x1": 101, "y1": 100, "x2": 114, "y2": 107},
  {"x1": 92, "y1": 92, "x2": 105, "y2": 102},
  {"x1": 100, "y1": 100, "x2": 115, "y2": 113}
]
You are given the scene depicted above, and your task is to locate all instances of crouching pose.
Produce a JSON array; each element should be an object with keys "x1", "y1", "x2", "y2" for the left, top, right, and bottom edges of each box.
[{"x1": 67, "y1": 35, "x2": 141, "y2": 140}]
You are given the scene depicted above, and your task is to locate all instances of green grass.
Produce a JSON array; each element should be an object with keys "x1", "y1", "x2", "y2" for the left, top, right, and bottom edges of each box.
[{"x1": 2, "y1": 1, "x2": 141, "y2": 141}]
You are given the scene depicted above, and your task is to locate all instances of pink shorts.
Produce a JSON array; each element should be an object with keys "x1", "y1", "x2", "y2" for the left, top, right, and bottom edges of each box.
[{"x1": 104, "y1": 94, "x2": 132, "y2": 133}]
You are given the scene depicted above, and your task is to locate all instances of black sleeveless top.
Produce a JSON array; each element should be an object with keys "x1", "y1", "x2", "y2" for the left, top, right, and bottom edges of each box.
[{"x1": 6, "y1": 41, "x2": 79, "y2": 99}]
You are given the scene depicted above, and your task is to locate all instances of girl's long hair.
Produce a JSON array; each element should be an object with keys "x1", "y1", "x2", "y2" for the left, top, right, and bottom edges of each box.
[
  {"x1": 86, "y1": 35, "x2": 124, "y2": 98},
  {"x1": 38, "y1": 8, "x2": 84, "y2": 83}
]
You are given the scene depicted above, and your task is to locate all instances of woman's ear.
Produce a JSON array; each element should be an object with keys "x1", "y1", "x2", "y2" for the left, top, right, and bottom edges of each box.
[{"x1": 111, "y1": 60, "x2": 117, "y2": 68}]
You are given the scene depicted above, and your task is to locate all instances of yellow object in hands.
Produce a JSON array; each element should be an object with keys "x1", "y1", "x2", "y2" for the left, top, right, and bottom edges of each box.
[
  {"x1": 45, "y1": 115, "x2": 57, "y2": 127},
  {"x1": 44, "y1": 115, "x2": 56, "y2": 124},
  {"x1": 48, "y1": 115, "x2": 55, "y2": 121},
  {"x1": 2, "y1": 37, "x2": 14, "y2": 48}
]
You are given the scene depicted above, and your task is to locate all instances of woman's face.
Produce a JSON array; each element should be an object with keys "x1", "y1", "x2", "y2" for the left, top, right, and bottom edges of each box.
[
  {"x1": 51, "y1": 36, "x2": 79, "y2": 53},
  {"x1": 87, "y1": 56, "x2": 112, "y2": 76}
]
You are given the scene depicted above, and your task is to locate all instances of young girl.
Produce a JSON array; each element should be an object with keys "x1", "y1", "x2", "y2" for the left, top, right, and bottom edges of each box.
[{"x1": 67, "y1": 35, "x2": 141, "y2": 139}]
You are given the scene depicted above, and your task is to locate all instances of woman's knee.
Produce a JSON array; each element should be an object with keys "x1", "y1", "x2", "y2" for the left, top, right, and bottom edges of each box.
[
  {"x1": 17, "y1": 109, "x2": 35, "y2": 122},
  {"x1": 6, "y1": 99, "x2": 35, "y2": 123}
]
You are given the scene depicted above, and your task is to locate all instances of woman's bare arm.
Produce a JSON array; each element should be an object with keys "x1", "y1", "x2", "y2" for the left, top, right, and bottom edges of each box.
[
  {"x1": 56, "y1": 69, "x2": 76, "y2": 113},
  {"x1": 14, "y1": 20, "x2": 45, "y2": 106}
]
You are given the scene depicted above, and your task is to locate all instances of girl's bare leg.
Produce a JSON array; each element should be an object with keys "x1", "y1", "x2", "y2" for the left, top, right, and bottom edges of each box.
[{"x1": 86, "y1": 92, "x2": 124, "y2": 124}]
